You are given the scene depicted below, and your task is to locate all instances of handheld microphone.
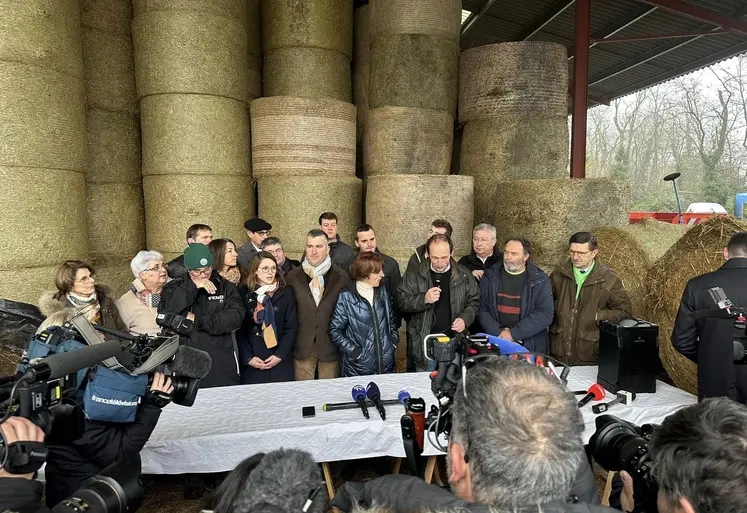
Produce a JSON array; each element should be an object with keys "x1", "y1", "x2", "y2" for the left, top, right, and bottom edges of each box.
[
  {"x1": 366, "y1": 381, "x2": 387, "y2": 420},
  {"x1": 578, "y1": 383, "x2": 606, "y2": 408},
  {"x1": 593, "y1": 390, "x2": 636, "y2": 414},
  {"x1": 92, "y1": 324, "x2": 138, "y2": 342},
  {"x1": 351, "y1": 385, "x2": 369, "y2": 419},
  {"x1": 398, "y1": 390, "x2": 411, "y2": 404},
  {"x1": 168, "y1": 346, "x2": 212, "y2": 379},
  {"x1": 323, "y1": 390, "x2": 409, "y2": 412},
  {"x1": 21, "y1": 340, "x2": 123, "y2": 382}
]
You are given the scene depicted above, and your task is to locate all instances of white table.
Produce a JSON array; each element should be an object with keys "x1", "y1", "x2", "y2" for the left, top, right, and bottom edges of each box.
[{"x1": 140, "y1": 366, "x2": 696, "y2": 476}]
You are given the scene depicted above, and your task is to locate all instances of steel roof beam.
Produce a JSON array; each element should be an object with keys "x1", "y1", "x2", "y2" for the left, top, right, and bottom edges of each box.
[{"x1": 635, "y1": 0, "x2": 747, "y2": 36}]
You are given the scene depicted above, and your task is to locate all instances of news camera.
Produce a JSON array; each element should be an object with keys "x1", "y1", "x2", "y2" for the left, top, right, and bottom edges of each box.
[
  {"x1": 589, "y1": 415, "x2": 659, "y2": 513},
  {"x1": 704, "y1": 287, "x2": 747, "y2": 363}
]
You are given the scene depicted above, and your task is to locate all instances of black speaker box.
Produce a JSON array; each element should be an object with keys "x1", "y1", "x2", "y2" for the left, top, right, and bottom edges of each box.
[{"x1": 597, "y1": 319, "x2": 659, "y2": 394}]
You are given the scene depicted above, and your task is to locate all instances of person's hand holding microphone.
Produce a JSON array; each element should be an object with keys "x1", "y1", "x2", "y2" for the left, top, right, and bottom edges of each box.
[{"x1": 424, "y1": 287, "x2": 441, "y2": 305}]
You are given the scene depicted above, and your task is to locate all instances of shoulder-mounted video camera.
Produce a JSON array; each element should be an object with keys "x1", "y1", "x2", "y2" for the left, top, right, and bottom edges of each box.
[{"x1": 697, "y1": 287, "x2": 747, "y2": 362}]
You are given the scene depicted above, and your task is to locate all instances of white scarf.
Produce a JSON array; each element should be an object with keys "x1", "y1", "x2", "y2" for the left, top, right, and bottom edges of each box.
[
  {"x1": 302, "y1": 256, "x2": 332, "y2": 306},
  {"x1": 256, "y1": 282, "x2": 278, "y2": 304}
]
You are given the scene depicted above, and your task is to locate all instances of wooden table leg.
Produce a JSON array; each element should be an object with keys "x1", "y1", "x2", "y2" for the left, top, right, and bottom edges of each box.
[
  {"x1": 424, "y1": 456, "x2": 437, "y2": 484},
  {"x1": 392, "y1": 458, "x2": 402, "y2": 475},
  {"x1": 321, "y1": 462, "x2": 335, "y2": 499}
]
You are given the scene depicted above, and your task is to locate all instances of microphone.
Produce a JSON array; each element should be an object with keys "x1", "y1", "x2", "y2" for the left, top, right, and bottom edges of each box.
[
  {"x1": 578, "y1": 383, "x2": 606, "y2": 408},
  {"x1": 366, "y1": 381, "x2": 387, "y2": 420},
  {"x1": 21, "y1": 340, "x2": 123, "y2": 382},
  {"x1": 398, "y1": 390, "x2": 411, "y2": 404},
  {"x1": 168, "y1": 346, "x2": 212, "y2": 379},
  {"x1": 323, "y1": 390, "x2": 409, "y2": 412},
  {"x1": 352, "y1": 385, "x2": 369, "y2": 419},
  {"x1": 92, "y1": 324, "x2": 138, "y2": 341},
  {"x1": 232, "y1": 449, "x2": 324, "y2": 513}
]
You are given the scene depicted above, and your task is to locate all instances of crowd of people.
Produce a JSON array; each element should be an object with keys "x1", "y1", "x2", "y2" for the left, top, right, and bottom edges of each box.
[{"x1": 3, "y1": 208, "x2": 747, "y2": 513}]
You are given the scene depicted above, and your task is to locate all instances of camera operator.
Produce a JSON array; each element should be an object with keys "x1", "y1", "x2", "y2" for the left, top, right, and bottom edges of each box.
[
  {"x1": 672, "y1": 232, "x2": 747, "y2": 402},
  {"x1": 0, "y1": 417, "x2": 45, "y2": 512},
  {"x1": 333, "y1": 359, "x2": 616, "y2": 513},
  {"x1": 44, "y1": 372, "x2": 174, "y2": 506},
  {"x1": 617, "y1": 397, "x2": 747, "y2": 513},
  {"x1": 159, "y1": 243, "x2": 246, "y2": 388}
]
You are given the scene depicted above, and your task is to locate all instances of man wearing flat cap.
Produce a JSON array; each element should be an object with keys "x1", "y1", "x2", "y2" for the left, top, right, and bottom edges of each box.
[
  {"x1": 159, "y1": 243, "x2": 246, "y2": 388},
  {"x1": 238, "y1": 218, "x2": 272, "y2": 270}
]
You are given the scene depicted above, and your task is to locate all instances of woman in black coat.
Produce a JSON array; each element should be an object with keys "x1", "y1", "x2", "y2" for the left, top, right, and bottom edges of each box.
[
  {"x1": 238, "y1": 252, "x2": 298, "y2": 384},
  {"x1": 329, "y1": 252, "x2": 398, "y2": 377}
]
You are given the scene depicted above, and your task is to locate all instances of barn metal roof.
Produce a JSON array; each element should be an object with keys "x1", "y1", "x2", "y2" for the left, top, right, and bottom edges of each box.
[{"x1": 460, "y1": 0, "x2": 747, "y2": 105}]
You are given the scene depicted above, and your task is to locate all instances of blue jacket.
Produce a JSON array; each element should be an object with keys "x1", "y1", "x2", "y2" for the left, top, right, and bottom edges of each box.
[
  {"x1": 478, "y1": 261, "x2": 553, "y2": 353},
  {"x1": 329, "y1": 282, "x2": 398, "y2": 377}
]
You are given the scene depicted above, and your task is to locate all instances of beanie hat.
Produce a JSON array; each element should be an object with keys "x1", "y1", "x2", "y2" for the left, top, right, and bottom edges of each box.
[{"x1": 184, "y1": 243, "x2": 214, "y2": 270}]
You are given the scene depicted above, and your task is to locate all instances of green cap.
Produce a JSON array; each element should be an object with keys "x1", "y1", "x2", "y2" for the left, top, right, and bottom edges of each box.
[{"x1": 184, "y1": 243, "x2": 214, "y2": 270}]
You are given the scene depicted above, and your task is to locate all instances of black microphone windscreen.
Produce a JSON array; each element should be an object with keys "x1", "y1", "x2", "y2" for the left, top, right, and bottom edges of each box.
[
  {"x1": 232, "y1": 449, "x2": 323, "y2": 513},
  {"x1": 366, "y1": 381, "x2": 381, "y2": 399},
  {"x1": 37, "y1": 340, "x2": 123, "y2": 380},
  {"x1": 169, "y1": 346, "x2": 212, "y2": 379}
]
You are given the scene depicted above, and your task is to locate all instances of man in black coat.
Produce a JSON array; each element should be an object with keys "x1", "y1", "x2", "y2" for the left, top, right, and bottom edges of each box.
[
  {"x1": 261, "y1": 236, "x2": 301, "y2": 276},
  {"x1": 457, "y1": 223, "x2": 501, "y2": 281},
  {"x1": 44, "y1": 373, "x2": 174, "y2": 506},
  {"x1": 405, "y1": 219, "x2": 453, "y2": 275},
  {"x1": 159, "y1": 243, "x2": 246, "y2": 388},
  {"x1": 478, "y1": 238, "x2": 553, "y2": 353},
  {"x1": 673, "y1": 231, "x2": 747, "y2": 403},
  {"x1": 167, "y1": 223, "x2": 213, "y2": 279},
  {"x1": 238, "y1": 217, "x2": 272, "y2": 270},
  {"x1": 319, "y1": 211, "x2": 355, "y2": 268}
]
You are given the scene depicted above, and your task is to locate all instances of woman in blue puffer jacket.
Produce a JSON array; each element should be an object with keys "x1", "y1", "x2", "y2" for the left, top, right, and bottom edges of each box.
[{"x1": 330, "y1": 252, "x2": 399, "y2": 376}]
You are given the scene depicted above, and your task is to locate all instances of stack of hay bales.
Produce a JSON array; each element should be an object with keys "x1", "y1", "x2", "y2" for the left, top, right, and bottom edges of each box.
[
  {"x1": 255, "y1": 1, "x2": 360, "y2": 257},
  {"x1": 365, "y1": 0, "x2": 460, "y2": 177},
  {"x1": 261, "y1": 0, "x2": 352, "y2": 101},
  {"x1": 0, "y1": 1, "x2": 88, "y2": 305},
  {"x1": 489, "y1": 179, "x2": 631, "y2": 269},
  {"x1": 593, "y1": 219, "x2": 689, "y2": 317},
  {"x1": 459, "y1": 42, "x2": 570, "y2": 224},
  {"x1": 646, "y1": 217, "x2": 747, "y2": 395},
  {"x1": 81, "y1": 0, "x2": 144, "y2": 295},
  {"x1": 132, "y1": 0, "x2": 253, "y2": 262},
  {"x1": 364, "y1": 0, "x2": 471, "y2": 264}
]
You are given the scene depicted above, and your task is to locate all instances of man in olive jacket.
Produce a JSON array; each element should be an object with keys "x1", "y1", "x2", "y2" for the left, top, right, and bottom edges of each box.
[
  {"x1": 549, "y1": 232, "x2": 632, "y2": 365},
  {"x1": 397, "y1": 234, "x2": 480, "y2": 372}
]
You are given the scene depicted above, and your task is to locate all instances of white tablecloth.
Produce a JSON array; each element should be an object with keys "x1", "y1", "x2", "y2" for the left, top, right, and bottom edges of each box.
[{"x1": 140, "y1": 367, "x2": 696, "y2": 474}]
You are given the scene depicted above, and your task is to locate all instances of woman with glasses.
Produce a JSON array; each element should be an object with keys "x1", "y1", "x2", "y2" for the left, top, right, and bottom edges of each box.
[
  {"x1": 209, "y1": 238, "x2": 245, "y2": 285},
  {"x1": 117, "y1": 250, "x2": 170, "y2": 335},
  {"x1": 237, "y1": 251, "x2": 298, "y2": 384},
  {"x1": 37, "y1": 260, "x2": 127, "y2": 334},
  {"x1": 330, "y1": 252, "x2": 398, "y2": 377}
]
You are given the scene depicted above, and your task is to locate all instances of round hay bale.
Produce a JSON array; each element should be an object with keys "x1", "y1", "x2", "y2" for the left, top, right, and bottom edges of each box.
[
  {"x1": 461, "y1": 115, "x2": 569, "y2": 223},
  {"x1": 257, "y1": 175, "x2": 362, "y2": 254},
  {"x1": 133, "y1": 0, "x2": 247, "y2": 21},
  {"x1": 0, "y1": 167, "x2": 88, "y2": 268},
  {"x1": 132, "y1": 10, "x2": 249, "y2": 101},
  {"x1": 141, "y1": 94, "x2": 250, "y2": 176},
  {"x1": 645, "y1": 217, "x2": 747, "y2": 395},
  {"x1": 354, "y1": 5, "x2": 370, "y2": 65},
  {"x1": 353, "y1": 62, "x2": 369, "y2": 129},
  {"x1": 143, "y1": 174, "x2": 252, "y2": 255},
  {"x1": 250, "y1": 96, "x2": 356, "y2": 177},
  {"x1": 364, "y1": 106, "x2": 453, "y2": 176},
  {"x1": 0, "y1": 0, "x2": 84, "y2": 78},
  {"x1": 369, "y1": 0, "x2": 461, "y2": 41},
  {"x1": 365, "y1": 175, "x2": 473, "y2": 256},
  {"x1": 593, "y1": 219, "x2": 689, "y2": 318},
  {"x1": 82, "y1": 28, "x2": 138, "y2": 113},
  {"x1": 92, "y1": 258, "x2": 139, "y2": 297},
  {"x1": 369, "y1": 34, "x2": 458, "y2": 116},
  {"x1": 81, "y1": 0, "x2": 133, "y2": 37},
  {"x1": 459, "y1": 42, "x2": 568, "y2": 124},
  {"x1": 0, "y1": 265, "x2": 60, "y2": 306},
  {"x1": 247, "y1": 0, "x2": 262, "y2": 58},
  {"x1": 261, "y1": 0, "x2": 353, "y2": 58},
  {"x1": 87, "y1": 183, "x2": 145, "y2": 259},
  {"x1": 490, "y1": 178, "x2": 631, "y2": 267},
  {"x1": 86, "y1": 109, "x2": 141, "y2": 184},
  {"x1": 263, "y1": 47, "x2": 351, "y2": 102},
  {"x1": 0, "y1": 62, "x2": 87, "y2": 172}
]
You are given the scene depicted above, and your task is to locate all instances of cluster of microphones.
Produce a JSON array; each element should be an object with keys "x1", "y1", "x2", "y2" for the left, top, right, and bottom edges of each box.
[
  {"x1": 322, "y1": 382, "x2": 410, "y2": 420},
  {"x1": 575, "y1": 383, "x2": 637, "y2": 414}
]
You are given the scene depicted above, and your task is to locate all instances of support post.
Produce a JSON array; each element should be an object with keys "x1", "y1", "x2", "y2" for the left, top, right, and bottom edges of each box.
[{"x1": 570, "y1": 0, "x2": 591, "y2": 179}]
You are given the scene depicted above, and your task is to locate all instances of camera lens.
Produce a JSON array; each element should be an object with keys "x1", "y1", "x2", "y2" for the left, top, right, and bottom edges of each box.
[
  {"x1": 52, "y1": 460, "x2": 143, "y2": 513},
  {"x1": 589, "y1": 415, "x2": 649, "y2": 473},
  {"x1": 170, "y1": 376, "x2": 200, "y2": 407}
]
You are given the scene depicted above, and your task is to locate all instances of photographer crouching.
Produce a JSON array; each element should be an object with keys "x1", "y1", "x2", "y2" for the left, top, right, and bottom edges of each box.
[{"x1": 334, "y1": 358, "x2": 614, "y2": 513}]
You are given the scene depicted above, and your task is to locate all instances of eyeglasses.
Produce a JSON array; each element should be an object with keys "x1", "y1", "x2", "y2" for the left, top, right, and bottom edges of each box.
[
  {"x1": 75, "y1": 275, "x2": 95, "y2": 284},
  {"x1": 569, "y1": 250, "x2": 592, "y2": 257},
  {"x1": 142, "y1": 264, "x2": 167, "y2": 273},
  {"x1": 256, "y1": 230, "x2": 271, "y2": 237},
  {"x1": 189, "y1": 268, "x2": 212, "y2": 276},
  {"x1": 258, "y1": 266, "x2": 277, "y2": 273}
]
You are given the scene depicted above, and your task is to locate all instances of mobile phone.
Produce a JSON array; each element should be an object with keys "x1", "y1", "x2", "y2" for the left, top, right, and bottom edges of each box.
[{"x1": 302, "y1": 406, "x2": 316, "y2": 418}]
